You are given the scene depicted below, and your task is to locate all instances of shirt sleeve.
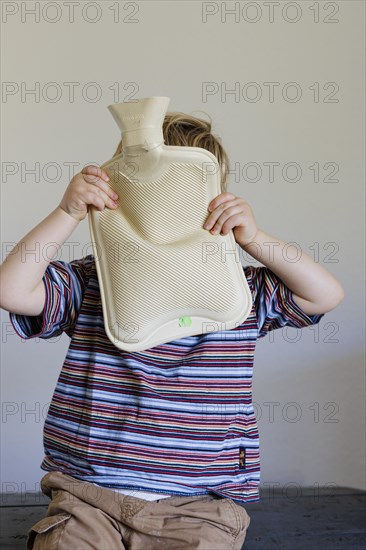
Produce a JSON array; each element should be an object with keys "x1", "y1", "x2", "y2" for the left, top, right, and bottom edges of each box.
[
  {"x1": 244, "y1": 265, "x2": 326, "y2": 339},
  {"x1": 9, "y1": 255, "x2": 93, "y2": 340}
]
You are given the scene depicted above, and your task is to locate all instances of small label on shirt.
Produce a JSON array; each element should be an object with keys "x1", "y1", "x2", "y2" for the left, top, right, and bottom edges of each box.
[{"x1": 239, "y1": 447, "x2": 246, "y2": 469}]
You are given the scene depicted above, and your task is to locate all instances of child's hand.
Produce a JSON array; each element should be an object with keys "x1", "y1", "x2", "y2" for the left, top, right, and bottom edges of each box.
[
  {"x1": 58, "y1": 165, "x2": 119, "y2": 222},
  {"x1": 203, "y1": 192, "x2": 259, "y2": 246}
]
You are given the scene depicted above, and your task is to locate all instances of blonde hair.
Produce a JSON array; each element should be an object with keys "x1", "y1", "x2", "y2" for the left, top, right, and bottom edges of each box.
[{"x1": 111, "y1": 111, "x2": 230, "y2": 192}]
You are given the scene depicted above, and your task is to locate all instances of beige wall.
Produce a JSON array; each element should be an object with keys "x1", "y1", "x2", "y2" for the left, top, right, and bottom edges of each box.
[{"x1": 1, "y1": 1, "x2": 364, "y2": 495}]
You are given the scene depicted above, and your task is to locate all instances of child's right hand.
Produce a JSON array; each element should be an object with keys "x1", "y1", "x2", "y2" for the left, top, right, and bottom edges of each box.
[{"x1": 58, "y1": 164, "x2": 119, "y2": 222}]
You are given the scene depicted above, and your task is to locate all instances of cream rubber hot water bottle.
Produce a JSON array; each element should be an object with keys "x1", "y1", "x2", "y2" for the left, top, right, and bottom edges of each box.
[{"x1": 88, "y1": 96, "x2": 252, "y2": 351}]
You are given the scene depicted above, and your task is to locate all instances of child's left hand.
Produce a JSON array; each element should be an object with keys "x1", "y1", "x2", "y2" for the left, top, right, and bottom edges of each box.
[{"x1": 203, "y1": 192, "x2": 259, "y2": 246}]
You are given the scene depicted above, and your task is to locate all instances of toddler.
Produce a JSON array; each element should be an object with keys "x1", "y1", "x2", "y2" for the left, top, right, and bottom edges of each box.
[{"x1": 0, "y1": 112, "x2": 344, "y2": 550}]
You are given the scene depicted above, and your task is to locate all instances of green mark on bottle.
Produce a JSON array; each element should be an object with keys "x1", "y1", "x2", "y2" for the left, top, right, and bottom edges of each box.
[{"x1": 179, "y1": 316, "x2": 192, "y2": 328}]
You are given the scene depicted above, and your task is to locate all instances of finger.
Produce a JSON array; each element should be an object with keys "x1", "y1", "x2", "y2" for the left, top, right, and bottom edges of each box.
[
  {"x1": 207, "y1": 206, "x2": 245, "y2": 234},
  {"x1": 85, "y1": 188, "x2": 117, "y2": 211},
  {"x1": 204, "y1": 199, "x2": 242, "y2": 229},
  {"x1": 220, "y1": 213, "x2": 247, "y2": 235},
  {"x1": 84, "y1": 190, "x2": 105, "y2": 212},
  {"x1": 208, "y1": 192, "x2": 236, "y2": 212},
  {"x1": 82, "y1": 165, "x2": 110, "y2": 183},
  {"x1": 87, "y1": 177, "x2": 119, "y2": 201}
]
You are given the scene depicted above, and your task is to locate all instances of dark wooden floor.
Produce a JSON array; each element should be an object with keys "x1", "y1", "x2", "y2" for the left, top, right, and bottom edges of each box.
[{"x1": 1, "y1": 487, "x2": 365, "y2": 549}]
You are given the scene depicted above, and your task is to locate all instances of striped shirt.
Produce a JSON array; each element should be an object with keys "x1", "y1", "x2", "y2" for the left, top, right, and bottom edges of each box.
[{"x1": 9, "y1": 254, "x2": 325, "y2": 503}]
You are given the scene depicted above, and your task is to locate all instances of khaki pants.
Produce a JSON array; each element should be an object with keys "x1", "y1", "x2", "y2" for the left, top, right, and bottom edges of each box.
[{"x1": 27, "y1": 471, "x2": 251, "y2": 550}]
